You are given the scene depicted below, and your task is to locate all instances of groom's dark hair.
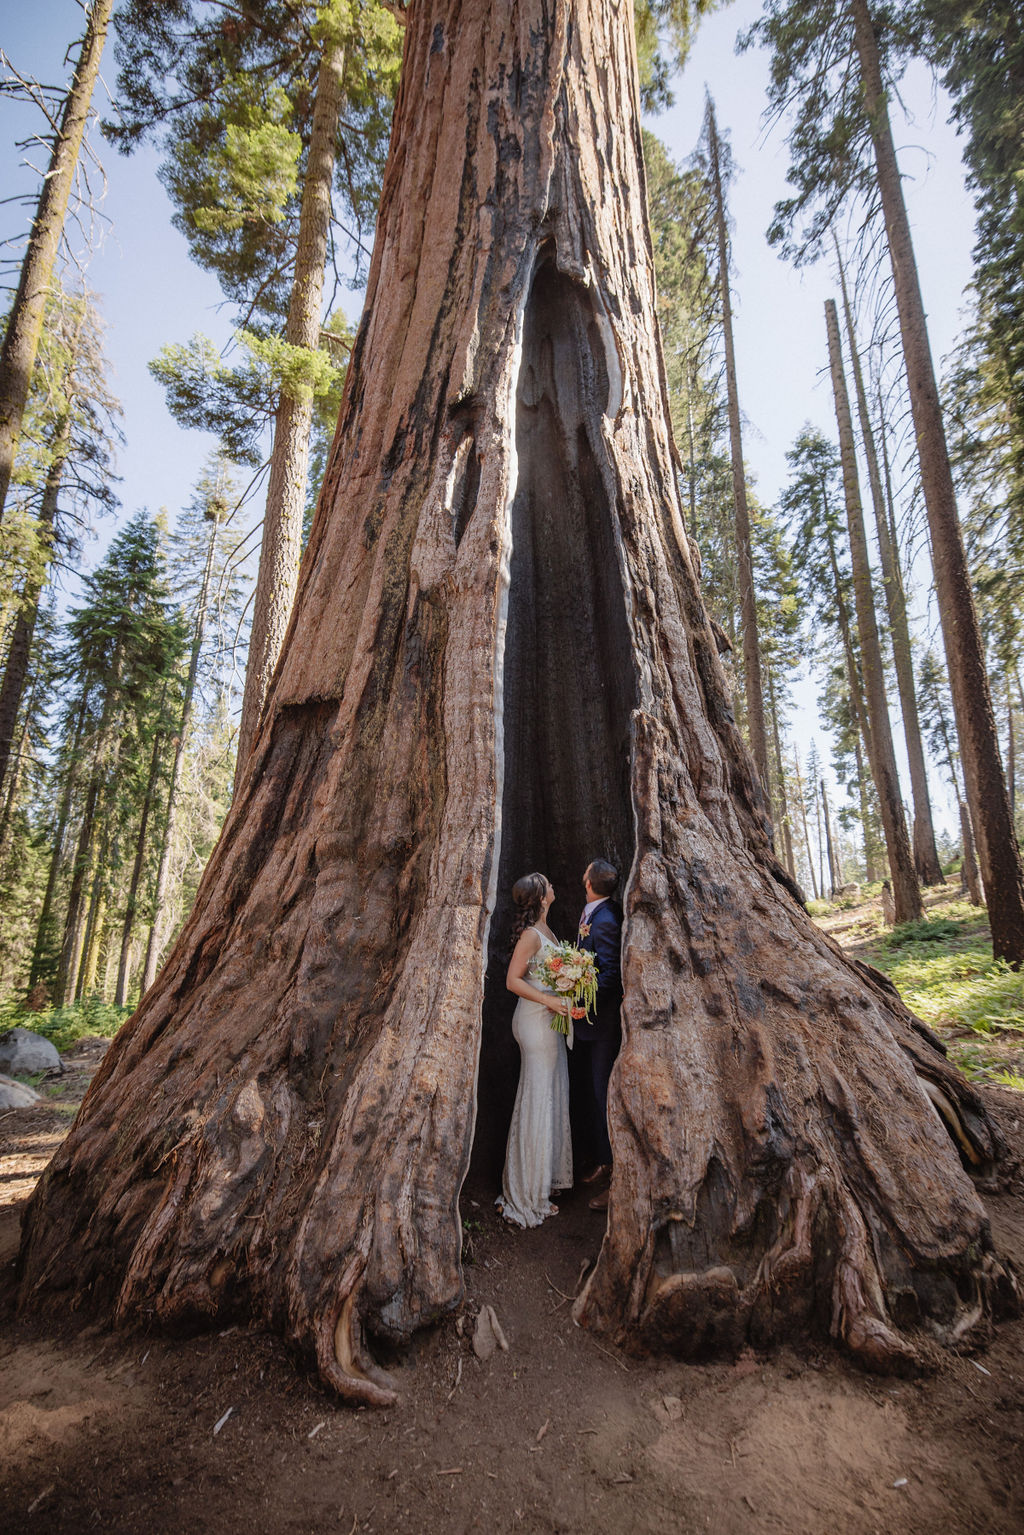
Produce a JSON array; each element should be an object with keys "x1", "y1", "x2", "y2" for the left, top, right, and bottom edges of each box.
[{"x1": 587, "y1": 859, "x2": 618, "y2": 896}]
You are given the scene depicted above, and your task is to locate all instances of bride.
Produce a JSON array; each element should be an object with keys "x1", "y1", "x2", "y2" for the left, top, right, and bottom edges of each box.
[{"x1": 497, "y1": 872, "x2": 573, "y2": 1228}]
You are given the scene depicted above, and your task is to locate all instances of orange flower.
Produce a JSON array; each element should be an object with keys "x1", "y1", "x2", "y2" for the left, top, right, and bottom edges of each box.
[{"x1": 548, "y1": 955, "x2": 563, "y2": 971}]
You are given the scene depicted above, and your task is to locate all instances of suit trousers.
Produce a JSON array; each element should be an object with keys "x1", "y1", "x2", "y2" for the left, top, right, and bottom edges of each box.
[{"x1": 576, "y1": 1011, "x2": 621, "y2": 1167}]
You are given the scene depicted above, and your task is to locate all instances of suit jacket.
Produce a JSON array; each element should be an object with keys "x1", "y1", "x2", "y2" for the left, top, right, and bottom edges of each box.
[{"x1": 576, "y1": 898, "x2": 623, "y2": 1043}]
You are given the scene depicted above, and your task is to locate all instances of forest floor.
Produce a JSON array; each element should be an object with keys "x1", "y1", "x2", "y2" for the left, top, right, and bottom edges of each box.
[{"x1": 2, "y1": 886, "x2": 1023, "y2": 1534}]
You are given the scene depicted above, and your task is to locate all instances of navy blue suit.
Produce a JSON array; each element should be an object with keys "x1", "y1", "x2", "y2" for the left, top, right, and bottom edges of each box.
[{"x1": 576, "y1": 898, "x2": 623, "y2": 1167}]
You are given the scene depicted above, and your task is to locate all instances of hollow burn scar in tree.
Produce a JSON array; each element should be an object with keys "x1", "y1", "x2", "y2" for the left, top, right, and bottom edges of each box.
[{"x1": 474, "y1": 257, "x2": 638, "y2": 1178}]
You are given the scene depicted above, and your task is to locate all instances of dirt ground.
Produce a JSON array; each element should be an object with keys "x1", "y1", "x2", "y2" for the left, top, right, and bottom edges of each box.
[{"x1": 1, "y1": 1037, "x2": 1023, "y2": 1534}]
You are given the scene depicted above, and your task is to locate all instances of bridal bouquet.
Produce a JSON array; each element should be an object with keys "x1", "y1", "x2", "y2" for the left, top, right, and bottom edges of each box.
[{"x1": 535, "y1": 942, "x2": 599, "y2": 1036}]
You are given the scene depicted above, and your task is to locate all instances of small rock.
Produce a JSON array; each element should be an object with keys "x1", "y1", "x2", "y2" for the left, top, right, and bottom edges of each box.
[
  {"x1": 0, "y1": 1073, "x2": 41, "y2": 1109},
  {"x1": 473, "y1": 1308, "x2": 497, "y2": 1361},
  {"x1": 0, "y1": 1027, "x2": 61, "y2": 1076},
  {"x1": 472, "y1": 1305, "x2": 508, "y2": 1361}
]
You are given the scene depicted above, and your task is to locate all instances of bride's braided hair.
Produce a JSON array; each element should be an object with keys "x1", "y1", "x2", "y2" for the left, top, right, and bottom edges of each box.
[{"x1": 508, "y1": 872, "x2": 548, "y2": 954}]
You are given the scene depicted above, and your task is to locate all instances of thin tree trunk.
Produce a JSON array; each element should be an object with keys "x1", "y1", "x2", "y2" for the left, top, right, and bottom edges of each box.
[
  {"x1": 57, "y1": 655, "x2": 121, "y2": 1005},
  {"x1": 930, "y1": 685, "x2": 983, "y2": 907},
  {"x1": 822, "y1": 512, "x2": 875, "y2": 766},
  {"x1": 825, "y1": 297, "x2": 922, "y2": 921},
  {"x1": 766, "y1": 665, "x2": 797, "y2": 883},
  {"x1": 706, "y1": 99, "x2": 769, "y2": 791},
  {"x1": 1007, "y1": 682, "x2": 1015, "y2": 816},
  {"x1": 813, "y1": 768, "x2": 827, "y2": 896},
  {"x1": 853, "y1": 734, "x2": 878, "y2": 881},
  {"x1": 115, "y1": 717, "x2": 166, "y2": 1006},
  {"x1": 0, "y1": 0, "x2": 112, "y2": 522},
  {"x1": 20, "y1": 0, "x2": 1012, "y2": 1400},
  {"x1": 834, "y1": 244, "x2": 942, "y2": 885},
  {"x1": 792, "y1": 748, "x2": 819, "y2": 900},
  {"x1": 821, "y1": 777, "x2": 842, "y2": 895},
  {"x1": 960, "y1": 800, "x2": 983, "y2": 906},
  {"x1": 0, "y1": 410, "x2": 72, "y2": 793},
  {"x1": 850, "y1": 0, "x2": 1024, "y2": 961},
  {"x1": 234, "y1": 30, "x2": 347, "y2": 782},
  {"x1": 76, "y1": 869, "x2": 107, "y2": 998},
  {"x1": 56, "y1": 767, "x2": 101, "y2": 1005},
  {"x1": 30, "y1": 694, "x2": 89, "y2": 989},
  {"x1": 684, "y1": 389, "x2": 698, "y2": 542},
  {"x1": 141, "y1": 516, "x2": 218, "y2": 994}
]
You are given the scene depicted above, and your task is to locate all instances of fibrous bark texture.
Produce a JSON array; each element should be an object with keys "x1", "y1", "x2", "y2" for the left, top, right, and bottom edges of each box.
[{"x1": 19, "y1": 0, "x2": 1014, "y2": 1402}]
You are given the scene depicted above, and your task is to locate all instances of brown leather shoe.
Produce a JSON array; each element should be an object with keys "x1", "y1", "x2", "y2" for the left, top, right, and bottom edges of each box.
[
  {"x1": 588, "y1": 1189, "x2": 610, "y2": 1211},
  {"x1": 582, "y1": 1163, "x2": 612, "y2": 1185}
]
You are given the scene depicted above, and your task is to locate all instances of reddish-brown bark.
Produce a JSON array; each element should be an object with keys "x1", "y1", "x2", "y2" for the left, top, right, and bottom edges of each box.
[{"x1": 18, "y1": 0, "x2": 1015, "y2": 1403}]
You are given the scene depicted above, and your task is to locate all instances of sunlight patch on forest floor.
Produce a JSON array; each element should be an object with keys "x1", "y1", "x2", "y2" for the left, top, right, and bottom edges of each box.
[{"x1": 827, "y1": 887, "x2": 1024, "y2": 1091}]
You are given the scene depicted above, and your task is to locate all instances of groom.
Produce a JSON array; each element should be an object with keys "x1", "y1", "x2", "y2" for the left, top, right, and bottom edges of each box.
[{"x1": 575, "y1": 858, "x2": 623, "y2": 1211}]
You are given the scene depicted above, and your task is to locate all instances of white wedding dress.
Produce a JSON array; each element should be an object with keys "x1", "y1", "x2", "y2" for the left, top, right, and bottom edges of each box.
[{"x1": 498, "y1": 929, "x2": 573, "y2": 1228}]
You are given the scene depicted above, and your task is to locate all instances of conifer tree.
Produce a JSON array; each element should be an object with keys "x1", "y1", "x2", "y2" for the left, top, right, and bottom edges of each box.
[
  {"x1": 54, "y1": 513, "x2": 183, "y2": 1003},
  {"x1": 747, "y1": 0, "x2": 1024, "y2": 960},
  {"x1": 833, "y1": 241, "x2": 942, "y2": 885},
  {"x1": 139, "y1": 459, "x2": 250, "y2": 997},
  {"x1": 825, "y1": 296, "x2": 921, "y2": 920},
  {"x1": 107, "y1": 1, "x2": 402, "y2": 784},
  {"x1": 919, "y1": 650, "x2": 983, "y2": 905},
  {"x1": 0, "y1": 0, "x2": 113, "y2": 522},
  {"x1": 0, "y1": 287, "x2": 121, "y2": 796}
]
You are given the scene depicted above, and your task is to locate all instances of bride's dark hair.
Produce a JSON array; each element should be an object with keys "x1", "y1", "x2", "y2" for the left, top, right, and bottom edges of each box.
[{"x1": 509, "y1": 872, "x2": 548, "y2": 953}]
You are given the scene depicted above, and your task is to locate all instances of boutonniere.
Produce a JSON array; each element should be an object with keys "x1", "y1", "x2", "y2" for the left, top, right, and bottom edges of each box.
[{"x1": 579, "y1": 922, "x2": 591, "y2": 937}]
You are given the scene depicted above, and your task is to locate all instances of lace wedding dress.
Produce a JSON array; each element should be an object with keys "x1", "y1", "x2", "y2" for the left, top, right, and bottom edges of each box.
[{"x1": 497, "y1": 929, "x2": 573, "y2": 1228}]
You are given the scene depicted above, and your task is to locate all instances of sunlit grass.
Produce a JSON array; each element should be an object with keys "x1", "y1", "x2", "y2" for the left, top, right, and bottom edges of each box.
[{"x1": 827, "y1": 889, "x2": 1024, "y2": 1091}]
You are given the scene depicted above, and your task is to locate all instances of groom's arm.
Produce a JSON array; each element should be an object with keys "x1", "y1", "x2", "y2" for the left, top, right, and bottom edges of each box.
[{"x1": 591, "y1": 906, "x2": 622, "y2": 993}]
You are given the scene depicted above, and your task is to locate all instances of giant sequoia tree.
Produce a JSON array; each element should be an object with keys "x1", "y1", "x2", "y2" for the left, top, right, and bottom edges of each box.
[{"x1": 18, "y1": 0, "x2": 1015, "y2": 1403}]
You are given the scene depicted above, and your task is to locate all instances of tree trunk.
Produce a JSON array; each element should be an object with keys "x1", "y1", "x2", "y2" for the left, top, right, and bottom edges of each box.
[
  {"x1": 825, "y1": 298, "x2": 922, "y2": 921},
  {"x1": 706, "y1": 100, "x2": 769, "y2": 790},
  {"x1": 0, "y1": 0, "x2": 112, "y2": 522},
  {"x1": 140, "y1": 515, "x2": 218, "y2": 994},
  {"x1": 792, "y1": 747, "x2": 819, "y2": 900},
  {"x1": 30, "y1": 694, "x2": 89, "y2": 989},
  {"x1": 0, "y1": 410, "x2": 72, "y2": 794},
  {"x1": 0, "y1": 687, "x2": 34, "y2": 855},
  {"x1": 19, "y1": 0, "x2": 1014, "y2": 1403},
  {"x1": 853, "y1": 735, "x2": 878, "y2": 882},
  {"x1": 234, "y1": 30, "x2": 347, "y2": 781},
  {"x1": 960, "y1": 800, "x2": 983, "y2": 907},
  {"x1": 930, "y1": 683, "x2": 983, "y2": 907},
  {"x1": 766, "y1": 665, "x2": 797, "y2": 884},
  {"x1": 1007, "y1": 683, "x2": 1015, "y2": 816},
  {"x1": 76, "y1": 871, "x2": 107, "y2": 998},
  {"x1": 56, "y1": 766, "x2": 100, "y2": 1006},
  {"x1": 850, "y1": 0, "x2": 1024, "y2": 961},
  {"x1": 821, "y1": 776, "x2": 842, "y2": 895},
  {"x1": 115, "y1": 717, "x2": 166, "y2": 1007},
  {"x1": 834, "y1": 247, "x2": 943, "y2": 885}
]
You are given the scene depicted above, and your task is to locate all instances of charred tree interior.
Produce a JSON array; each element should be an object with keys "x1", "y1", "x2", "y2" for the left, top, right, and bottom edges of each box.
[{"x1": 473, "y1": 258, "x2": 637, "y2": 1179}]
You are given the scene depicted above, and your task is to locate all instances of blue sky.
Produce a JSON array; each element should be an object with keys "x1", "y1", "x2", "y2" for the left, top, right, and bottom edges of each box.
[{"x1": 3, "y1": 1, "x2": 979, "y2": 840}]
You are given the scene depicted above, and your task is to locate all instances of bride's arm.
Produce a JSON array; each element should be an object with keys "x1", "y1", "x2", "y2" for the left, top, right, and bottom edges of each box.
[{"x1": 506, "y1": 931, "x2": 571, "y2": 1017}]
